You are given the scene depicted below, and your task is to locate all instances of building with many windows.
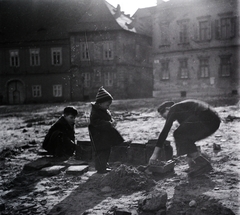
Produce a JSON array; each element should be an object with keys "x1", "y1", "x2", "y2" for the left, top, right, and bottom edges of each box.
[
  {"x1": 0, "y1": 0, "x2": 153, "y2": 104},
  {"x1": 68, "y1": 0, "x2": 153, "y2": 100},
  {"x1": 153, "y1": 0, "x2": 240, "y2": 102}
]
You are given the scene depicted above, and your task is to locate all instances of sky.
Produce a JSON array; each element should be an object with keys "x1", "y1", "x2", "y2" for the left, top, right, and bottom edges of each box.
[{"x1": 106, "y1": 0, "x2": 157, "y2": 16}]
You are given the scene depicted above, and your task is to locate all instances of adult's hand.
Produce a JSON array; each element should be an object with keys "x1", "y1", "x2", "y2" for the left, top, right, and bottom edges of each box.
[{"x1": 149, "y1": 147, "x2": 161, "y2": 164}]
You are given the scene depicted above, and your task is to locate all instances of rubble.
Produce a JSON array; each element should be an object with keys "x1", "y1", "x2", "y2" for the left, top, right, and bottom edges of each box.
[
  {"x1": 0, "y1": 102, "x2": 239, "y2": 214},
  {"x1": 100, "y1": 164, "x2": 155, "y2": 191}
]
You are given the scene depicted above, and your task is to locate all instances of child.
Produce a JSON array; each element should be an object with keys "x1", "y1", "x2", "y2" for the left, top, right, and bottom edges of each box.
[
  {"x1": 149, "y1": 99, "x2": 221, "y2": 177},
  {"x1": 42, "y1": 106, "x2": 78, "y2": 159},
  {"x1": 89, "y1": 86, "x2": 124, "y2": 174}
]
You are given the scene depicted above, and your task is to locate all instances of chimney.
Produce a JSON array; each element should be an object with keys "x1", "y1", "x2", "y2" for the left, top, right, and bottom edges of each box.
[{"x1": 114, "y1": 4, "x2": 121, "y2": 18}]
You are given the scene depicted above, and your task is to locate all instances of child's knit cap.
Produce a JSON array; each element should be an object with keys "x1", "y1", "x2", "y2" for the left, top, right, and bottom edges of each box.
[{"x1": 95, "y1": 86, "x2": 113, "y2": 103}]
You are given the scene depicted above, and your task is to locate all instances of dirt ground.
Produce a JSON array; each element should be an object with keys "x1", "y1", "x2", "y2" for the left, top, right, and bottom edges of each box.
[{"x1": 0, "y1": 98, "x2": 239, "y2": 215}]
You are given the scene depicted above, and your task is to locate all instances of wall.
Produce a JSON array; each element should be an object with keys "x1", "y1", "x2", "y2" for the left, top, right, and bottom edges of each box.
[
  {"x1": 0, "y1": 40, "x2": 72, "y2": 104},
  {"x1": 70, "y1": 30, "x2": 153, "y2": 101},
  {"x1": 153, "y1": 0, "x2": 240, "y2": 102}
]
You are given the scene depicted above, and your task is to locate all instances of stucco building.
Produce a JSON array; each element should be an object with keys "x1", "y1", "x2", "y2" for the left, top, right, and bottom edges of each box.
[
  {"x1": 68, "y1": 0, "x2": 153, "y2": 100},
  {"x1": 0, "y1": 0, "x2": 153, "y2": 104},
  {"x1": 152, "y1": 0, "x2": 240, "y2": 102}
]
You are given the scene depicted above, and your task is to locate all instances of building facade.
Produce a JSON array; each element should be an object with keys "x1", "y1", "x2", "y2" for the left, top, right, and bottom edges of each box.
[
  {"x1": 153, "y1": 0, "x2": 240, "y2": 102},
  {"x1": 0, "y1": 0, "x2": 153, "y2": 104},
  {"x1": 69, "y1": 0, "x2": 153, "y2": 100}
]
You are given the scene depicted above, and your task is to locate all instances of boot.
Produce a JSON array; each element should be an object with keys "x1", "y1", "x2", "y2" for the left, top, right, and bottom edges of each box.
[{"x1": 188, "y1": 155, "x2": 212, "y2": 178}]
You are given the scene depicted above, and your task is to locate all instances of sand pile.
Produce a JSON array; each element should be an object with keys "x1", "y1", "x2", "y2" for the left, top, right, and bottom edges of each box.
[{"x1": 100, "y1": 164, "x2": 155, "y2": 191}]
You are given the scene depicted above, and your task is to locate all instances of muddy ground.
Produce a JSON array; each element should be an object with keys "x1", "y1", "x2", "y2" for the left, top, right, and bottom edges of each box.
[{"x1": 0, "y1": 98, "x2": 239, "y2": 215}]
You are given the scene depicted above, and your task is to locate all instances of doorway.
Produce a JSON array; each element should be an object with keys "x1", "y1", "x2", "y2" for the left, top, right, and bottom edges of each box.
[{"x1": 7, "y1": 80, "x2": 25, "y2": 104}]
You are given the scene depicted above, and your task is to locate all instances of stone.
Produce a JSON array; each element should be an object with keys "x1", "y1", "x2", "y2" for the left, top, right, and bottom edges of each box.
[
  {"x1": 39, "y1": 165, "x2": 66, "y2": 176},
  {"x1": 138, "y1": 190, "x2": 168, "y2": 211},
  {"x1": 109, "y1": 145, "x2": 128, "y2": 163},
  {"x1": 148, "y1": 160, "x2": 175, "y2": 173},
  {"x1": 101, "y1": 186, "x2": 112, "y2": 193},
  {"x1": 146, "y1": 140, "x2": 173, "y2": 162},
  {"x1": 23, "y1": 157, "x2": 53, "y2": 171},
  {"x1": 189, "y1": 200, "x2": 197, "y2": 207},
  {"x1": 63, "y1": 159, "x2": 88, "y2": 166},
  {"x1": 65, "y1": 165, "x2": 89, "y2": 175},
  {"x1": 113, "y1": 210, "x2": 132, "y2": 215},
  {"x1": 75, "y1": 141, "x2": 93, "y2": 161},
  {"x1": 127, "y1": 142, "x2": 147, "y2": 165}
]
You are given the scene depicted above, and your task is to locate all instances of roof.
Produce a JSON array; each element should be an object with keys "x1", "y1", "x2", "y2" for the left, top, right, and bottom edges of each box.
[
  {"x1": 69, "y1": 0, "x2": 137, "y2": 33},
  {"x1": 0, "y1": 0, "x2": 91, "y2": 43},
  {"x1": 131, "y1": 6, "x2": 156, "y2": 36},
  {"x1": 0, "y1": 0, "x2": 151, "y2": 44},
  {"x1": 132, "y1": 6, "x2": 156, "y2": 18}
]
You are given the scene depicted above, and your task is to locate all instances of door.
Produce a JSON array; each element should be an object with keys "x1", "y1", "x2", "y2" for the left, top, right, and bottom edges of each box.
[{"x1": 7, "y1": 80, "x2": 25, "y2": 104}]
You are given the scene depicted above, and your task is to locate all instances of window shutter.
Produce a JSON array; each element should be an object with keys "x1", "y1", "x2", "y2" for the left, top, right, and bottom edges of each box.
[
  {"x1": 193, "y1": 23, "x2": 199, "y2": 41},
  {"x1": 208, "y1": 20, "x2": 212, "y2": 40},
  {"x1": 230, "y1": 17, "x2": 236, "y2": 38},
  {"x1": 89, "y1": 42, "x2": 94, "y2": 61},
  {"x1": 215, "y1": 20, "x2": 220, "y2": 40}
]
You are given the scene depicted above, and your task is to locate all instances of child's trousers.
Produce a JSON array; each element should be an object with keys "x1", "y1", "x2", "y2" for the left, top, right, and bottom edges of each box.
[{"x1": 94, "y1": 148, "x2": 111, "y2": 172}]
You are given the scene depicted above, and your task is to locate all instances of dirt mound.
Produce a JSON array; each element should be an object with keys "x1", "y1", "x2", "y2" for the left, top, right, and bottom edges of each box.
[
  {"x1": 192, "y1": 195, "x2": 235, "y2": 215},
  {"x1": 100, "y1": 164, "x2": 155, "y2": 191}
]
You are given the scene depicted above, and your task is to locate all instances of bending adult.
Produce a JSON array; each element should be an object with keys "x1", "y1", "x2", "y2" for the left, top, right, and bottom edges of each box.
[{"x1": 149, "y1": 99, "x2": 221, "y2": 177}]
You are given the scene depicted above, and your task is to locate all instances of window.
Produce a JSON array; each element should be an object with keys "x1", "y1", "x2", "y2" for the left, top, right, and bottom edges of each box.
[
  {"x1": 221, "y1": 18, "x2": 232, "y2": 39},
  {"x1": 80, "y1": 42, "x2": 89, "y2": 61},
  {"x1": 94, "y1": 69, "x2": 101, "y2": 83},
  {"x1": 51, "y1": 48, "x2": 62, "y2": 65},
  {"x1": 181, "y1": 91, "x2": 187, "y2": 97},
  {"x1": 216, "y1": 16, "x2": 236, "y2": 39},
  {"x1": 161, "y1": 60, "x2": 170, "y2": 80},
  {"x1": 199, "y1": 20, "x2": 211, "y2": 41},
  {"x1": 10, "y1": 50, "x2": 20, "y2": 67},
  {"x1": 159, "y1": 22, "x2": 170, "y2": 46},
  {"x1": 30, "y1": 49, "x2": 40, "y2": 66},
  {"x1": 178, "y1": 20, "x2": 189, "y2": 44},
  {"x1": 220, "y1": 56, "x2": 231, "y2": 77},
  {"x1": 82, "y1": 72, "x2": 91, "y2": 87},
  {"x1": 53, "y1": 85, "x2": 62, "y2": 97},
  {"x1": 179, "y1": 59, "x2": 189, "y2": 79},
  {"x1": 195, "y1": 16, "x2": 212, "y2": 41},
  {"x1": 32, "y1": 85, "x2": 42, "y2": 97},
  {"x1": 199, "y1": 58, "x2": 209, "y2": 78},
  {"x1": 103, "y1": 42, "x2": 114, "y2": 60},
  {"x1": 104, "y1": 72, "x2": 113, "y2": 86}
]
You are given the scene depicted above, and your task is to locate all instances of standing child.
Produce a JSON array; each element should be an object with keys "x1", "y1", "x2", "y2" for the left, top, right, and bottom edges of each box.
[
  {"x1": 89, "y1": 86, "x2": 124, "y2": 174},
  {"x1": 42, "y1": 106, "x2": 78, "y2": 159}
]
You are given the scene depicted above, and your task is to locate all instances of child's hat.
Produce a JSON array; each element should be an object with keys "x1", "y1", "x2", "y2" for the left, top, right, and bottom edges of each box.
[
  {"x1": 63, "y1": 106, "x2": 78, "y2": 116},
  {"x1": 96, "y1": 86, "x2": 113, "y2": 103}
]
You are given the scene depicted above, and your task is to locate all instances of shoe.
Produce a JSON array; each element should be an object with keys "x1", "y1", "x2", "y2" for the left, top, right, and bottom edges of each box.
[
  {"x1": 188, "y1": 155, "x2": 212, "y2": 178},
  {"x1": 106, "y1": 163, "x2": 111, "y2": 169},
  {"x1": 97, "y1": 168, "x2": 111, "y2": 174}
]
